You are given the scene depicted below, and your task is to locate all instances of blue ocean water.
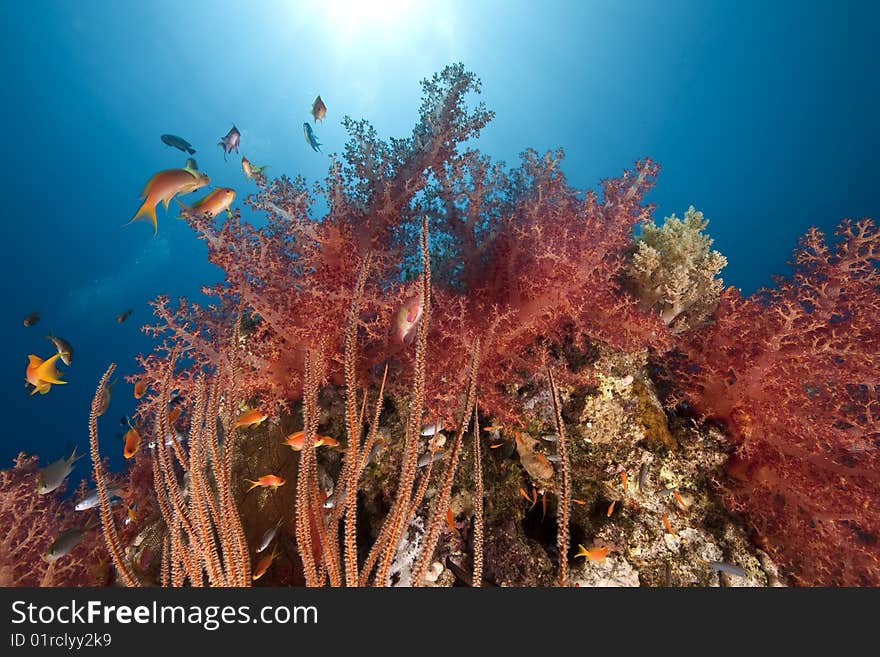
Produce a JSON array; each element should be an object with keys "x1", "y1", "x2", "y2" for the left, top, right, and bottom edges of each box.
[{"x1": 1, "y1": 1, "x2": 877, "y2": 476}]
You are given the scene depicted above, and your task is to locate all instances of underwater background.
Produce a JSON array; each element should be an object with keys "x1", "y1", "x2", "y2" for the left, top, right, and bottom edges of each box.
[{"x1": 2, "y1": 0, "x2": 878, "y2": 477}]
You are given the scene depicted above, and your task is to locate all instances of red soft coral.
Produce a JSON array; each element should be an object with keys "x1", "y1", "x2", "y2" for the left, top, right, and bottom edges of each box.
[
  {"x1": 0, "y1": 454, "x2": 109, "y2": 586},
  {"x1": 131, "y1": 64, "x2": 669, "y2": 432},
  {"x1": 672, "y1": 218, "x2": 880, "y2": 585}
]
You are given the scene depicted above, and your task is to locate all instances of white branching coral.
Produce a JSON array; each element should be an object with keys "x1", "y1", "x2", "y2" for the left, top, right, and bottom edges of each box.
[{"x1": 628, "y1": 206, "x2": 727, "y2": 332}]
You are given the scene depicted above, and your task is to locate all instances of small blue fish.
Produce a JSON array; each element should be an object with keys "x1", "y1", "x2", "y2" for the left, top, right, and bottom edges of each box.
[{"x1": 303, "y1": 122, "x2": 322, "y2": 152}]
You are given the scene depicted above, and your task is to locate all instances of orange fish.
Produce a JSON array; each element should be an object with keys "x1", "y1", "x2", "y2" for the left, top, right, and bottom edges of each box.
[
  {"x1": 127, "y1": 167, "x2": 210, "y2": 234},
  {"x1": 178, "y1": 187, "x2": 235, "y2": 219},
  {"x1": 663, "y1": 514, "x2": 677, "y2": 536},
  {"x1": 489, "y1": 443, "x2": 504, "y2": 449},
  {"x1": 241, "y1": 156, "x2": 270, "y2": 181},
  {"x1": 23, "y1": 311, "x2": 40, "y2": 327},
  {"x1": 445, "y1": 508, "x2": 460, "y2": 537},
  {"x1": 234, "y1": 408, "x2": 268, "y2": 428},
  {"x1": 252, "y1": 545, "x2": 280, "y2": 581},
  {"x1": 124, "y1": 503, "x2": 138, "y2": 526},
  {"x1": 621, "y1": 471, "x2": 628, "y2": 491},
  {"x1": 281, "y1": 430, "x2": 337, "y2": 450},
  {"x1": 168, "y1": 405, "x2": 183, "y2": 425},
  {"x1": 673, "y1": 490, "x2": 689, "y2": 513},
  {"x1": 311, "y1": 95, "x2": 327, "y2": 123},
  {"x1": 483, "y1": 425, "x2": 503, "y2": 432},
  {"x1": 25, "y1": 353, "x2": 67, "y2": 395},
  {"x1": 117, "y1": 308, "x2": 133, "y2": 323},
  {"x1": 122, "y1": 418, "x2": 141, "y2": 459},
  {"x1": 606, "y1": 500, "x2": 616, "y2": 517},
  {"x1": 133, "y1": 379, "x2": 148, "y2": 399},
  {"x1": 575, "y1": 544, "x2": 609, "y2": 563},
  {"x1": 245, "y1": 474, "x2": 285, "y2": 492},
  {"x1": 572, "y1": 498, "x2": 586, "y2": 505}
]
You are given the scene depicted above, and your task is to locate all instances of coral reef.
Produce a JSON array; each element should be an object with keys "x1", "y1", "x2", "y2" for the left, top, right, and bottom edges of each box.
[
  {"x1": 669, "y1": 219, "x2": 880, "y2": 585},
  {"x1": 132, "y1": 63, "x2": 670, "y2": 430},
  {"x1": 0, "y1": 454, "x2": 108, "y2": 586},
  {"x1": 627, "y1": 205, "x2": 727, "y2": 332},
  {"x1": 32, "y1": 64, "x2": 872, "y2": 588}
]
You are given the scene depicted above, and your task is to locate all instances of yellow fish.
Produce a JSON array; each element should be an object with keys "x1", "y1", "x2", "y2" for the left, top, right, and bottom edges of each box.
[
  {"x1": 574, "y1": 544, "x2": 608, "y2": 563},
  {"x1": 127, "y1": 167, "x2": 210, "y2": 234},
  {"x1": 25, "y1": 353, "x2": 67, "y2": 395}
]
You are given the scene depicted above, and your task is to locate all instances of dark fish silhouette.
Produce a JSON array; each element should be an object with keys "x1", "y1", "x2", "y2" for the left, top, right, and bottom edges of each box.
[
  {"x1": 185, "y1": 157, "x2": 198, "y2": 170},
  {"x1": 161, "y1": 134, "x2": 196, "y2": 155},
  {"x1": 303, "y1": 122, "x2": 321, "y2": 152},
  {"x1": 23, "y1": 311, "x2": 40, "y2": 327},
  {"x1": 117, "y1": 308, "x2": 133, "y2": 323}
]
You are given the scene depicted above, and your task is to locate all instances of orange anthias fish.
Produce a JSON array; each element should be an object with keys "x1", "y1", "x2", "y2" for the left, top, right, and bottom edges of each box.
[
  {"x1": 117, "y1": 308, "x2": 133, "y2": 324},
  {"x1": 252, "y1": 545, "x2": 280, "y2": 581},
  {"x1": 233, "y1": 408, "x2": 268, "y2": 428},
  {"x1": 392, "y1": 294, "x2": 423, "y2": 347},
  {"x1": 23, "y1": 311, "x2": 40, "y2": 327},
  {"x1": 127, "y1": 167, "x2": 210, "y2": 235},
  {"x1": 122, "y1": 418, "x2": 141, "y2": 459},
  {"x1": 133, "y1": 379, "x2": 148, "y2": 399},
  {"x1": 241, "y1": 156, "x2": 270, "y2": 182},
  {"x1": 575, "y1": 544, "x2": 609, "y2": 563},
  {"x1": 311, "y1": 95, "x2": 327, "y2": 123},
  {"x1": 282, "y1": 430, "x2": 339, "y2": 450},
  {"x1": 25, "y1": 353, "x2": 67, "y2": 395},
  {"x1": 245, "y1": 474, "x2": 285, "y2": 492},
  {"x1": 445, "y1": 508, "x2": 462, "y2": 538},
  {"x1": 178, "y1": 187, "x2": 235, "y2": 219}
]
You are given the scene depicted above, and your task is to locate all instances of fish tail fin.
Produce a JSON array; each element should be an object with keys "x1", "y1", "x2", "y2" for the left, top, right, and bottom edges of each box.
[
  {"x1": 68, "y1": 444, "x2": 85, "y2": 465},
  {"x1": 244, "y1": 479, "x2": 259, "y2": 492},
  {"x1": 127, "y1": 200, "x2": 158, "y2": 235},
  {"x1": 188, "y1": 147, "x2": 196, "y2": 155},
  {"x1": 37, "y1": 353, "x2": 66, "y2": 384}
]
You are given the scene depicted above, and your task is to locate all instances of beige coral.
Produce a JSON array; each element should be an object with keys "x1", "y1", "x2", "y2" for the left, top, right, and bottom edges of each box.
[{"x1": 628, "y1": 205, "x2": 727, "y2": 332}]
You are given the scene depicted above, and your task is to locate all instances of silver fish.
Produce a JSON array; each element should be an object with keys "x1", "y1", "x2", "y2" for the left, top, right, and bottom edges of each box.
[
  {"x1": 540, "y1": 433, "x2": 559, "y2": 442},
  {"x1": 418, "y1": 451, "x2": 446, "y2": 467},
  {"x1": 257, "y1": 523, "x2": 281, "y2": 553},
  {"x1": 323, "y1": 487, "x2": 347, "y2": 509},
  {"x1": 37, "y1": 446, "x2": 83, "y2": 495},
  {"x1": 545, "y1": 453, "x2": 561, "y2": 463},
  {"x1": 43, "y1": 519, "x2": 95, "y2": 562},
  {"x1": 45, "y1": 333, "x2": 73, "y2": 366},
  {"x1": 708, "y1": 561, "x2": 747, "y2": 578},
  {"x1": 218, "y1": 125, "x2": 241, "y2": 161},
  {"x1": 420, "y1": 421, "x2": 443, "y2": 437},
  {"x1": 74, "y1": 486, "x2": 122, "y2": 511},
  {"x1": 147, "y1": 430, "x2": 187, "y2": 450}
]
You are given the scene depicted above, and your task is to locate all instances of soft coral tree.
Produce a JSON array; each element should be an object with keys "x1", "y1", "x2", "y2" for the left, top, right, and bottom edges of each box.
[
  {"x1": 132, "y1": 63, "x2": 669, "y2": 428},
  {"x1": 0, "y1": 454, "x2": 108, "y2": 586},
  {"x1": 672, "y1": 218, "x2": 880, "y2": 585}
]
